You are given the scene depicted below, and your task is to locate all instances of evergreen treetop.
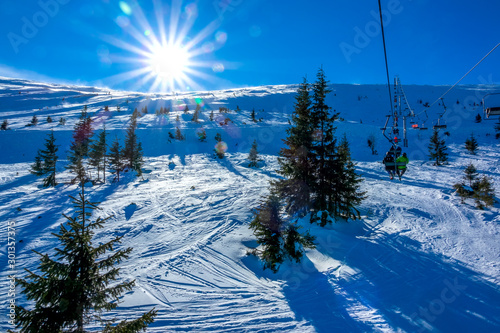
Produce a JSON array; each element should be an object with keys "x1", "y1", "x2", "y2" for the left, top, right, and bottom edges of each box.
[
  {"x1": 465, "y1": 133, "x2": 479, "y2": 155},
  {"x1": 31, "y1": 130, "x2": 59, "y2": 187},
  {"x1": 248, "y1": 140, "x2": 261, "y2": 168},
  {"x1": 428, "y1": 128, "x2": 448, "y2": 166}
]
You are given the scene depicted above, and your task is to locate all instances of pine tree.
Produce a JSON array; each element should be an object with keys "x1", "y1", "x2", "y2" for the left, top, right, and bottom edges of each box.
[
  {"x1": 67, "y1": 109, "x2": 93, "y2": 183},
  {"x1": 473, "y1": 176, "x2": 495, "y2": 209},
  {"x1": 464, "y1": 163, "x2": 478, "y2": 187},
  {"x1": 475, "y1": 113, "x2": 482, "y2": 123},
  {"x1": 175, "y1": 127, "x2": 185, "y2": 140},
  {"x1": 196, "y1": 128, "x2": 207, "y2": 142},
  {"x1": 184, "y1": 104, "x2": 189, "y2": 114},
  {"x1": 453, "y1": 163, "x2": 494, "y2": 208},
  {"x1": 428, "y1": 128, "x2": 448, "y2": 166},
  {"x1": 249, "y1": 194, "x2": 315, "y2": 273},
  {"x1": 249, "y1": 195, "x2": 284, "y2": 273},
  {"x1": 88, "y1": 126, "x2": 107, "y2": 182},
  {"x1": 209, "y1": 110, "x2": 214, "y2": 121},
  {"x1": 133, "y1": 142, "x2": 144, "y2": 177},
  {"x1": 335, "y1": 134, "x2": 366, "y2": 220},
  {"x1": 14, "y1": 187, "x2": 157, "y2": 332},
  {"x1": 31, "y1": 115, "x2": 38, "y2": 126},
  {"x1": 251, "y1": 108, "x2": 257, "y2": 122},
  {"x1": 1, "y1": 119, "x2": 8, "y2": 130},
  {"x1": 275, "y1": 77, "x2": 314, "y2": 215},
  {"x1": 123, "y1": 116, "x2": 138, "y2": 170},
  {"x1": 192, "y1": 104, "x2": 201, "y2": 122},
  {"x1": 465, "y1": 133, "x2": 479, "y2": 155},
  {"x1": 30, "y1": 155, "x2": 44, "y2": 177},
  {"x1": 132, "y1": 108, "x2": 141, "y2": 119},
  {"x1": 309, "y1": 67, "x2": 340, "y2": 225},
  {"x1": 59, "y1": 117, "x2": 66, "y2": 126},
  {"x1": 214, "y1": 142, "x2": 226, "y2": 159},
  {"x1": 248, "y1": 140, "x2": 261, "y2": 167},
  {"x1": 367, "y1": 133, "x2": 377, "y2": 155},
  {"x1": 122, "y1": 115, "x2": 144, "y2": 176},
  {"x1": 30, "y1": 131, "x2": 59, "y2": 187},
  {"x1": 46, "y1": 116, "x2": 53, "y2": 123},
  {"x1": 109, "y1": 137, "x2": 124, "y2": 182}
]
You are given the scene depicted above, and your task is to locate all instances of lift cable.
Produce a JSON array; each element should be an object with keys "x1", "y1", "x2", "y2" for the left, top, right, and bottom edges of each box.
[{"x1": 416, "y1": 42, "x2": 500, "y2": 119}]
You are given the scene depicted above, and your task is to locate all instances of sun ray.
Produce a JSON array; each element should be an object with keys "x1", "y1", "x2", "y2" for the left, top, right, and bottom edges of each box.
[{"x1": 101, "y1": 0, "x2": 231, "y2": 92}]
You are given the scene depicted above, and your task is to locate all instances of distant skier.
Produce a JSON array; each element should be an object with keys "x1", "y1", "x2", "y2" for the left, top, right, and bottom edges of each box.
[
  {"x1": 396, "y1": 152, "x2": 409, "y2": 179},
  {"x1": 383, "y1": 151, "x2": 396, "y2": 180}
]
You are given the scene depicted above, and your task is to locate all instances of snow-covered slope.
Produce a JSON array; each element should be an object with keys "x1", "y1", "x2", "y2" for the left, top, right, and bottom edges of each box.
[{"x1": 1, "y1": 76, "x2": 499, "y2": 332}]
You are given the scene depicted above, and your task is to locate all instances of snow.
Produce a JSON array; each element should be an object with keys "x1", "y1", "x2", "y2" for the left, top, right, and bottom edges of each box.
[{"x1": 1, "y1": 76, "x2": 500, "y2": 332}]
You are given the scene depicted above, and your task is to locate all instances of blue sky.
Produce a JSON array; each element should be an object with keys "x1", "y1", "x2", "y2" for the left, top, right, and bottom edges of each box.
[{"x1": 0, "y1": 0, "x2": 499, "y2": 92}]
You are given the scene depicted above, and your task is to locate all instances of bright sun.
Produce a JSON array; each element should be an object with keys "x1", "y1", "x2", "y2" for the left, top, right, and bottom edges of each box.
[{"x1": 147, "y1": 44, "x2": 190, "y2": 80}]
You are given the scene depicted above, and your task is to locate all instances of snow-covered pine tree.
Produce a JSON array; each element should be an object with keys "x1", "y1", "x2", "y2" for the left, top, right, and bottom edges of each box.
[
  {"x1": 88, "y1": 126, "x2": 107, "y2": 182},
  {"x1": 109, "y1": 137, "x2": 124, "y2": 182},
  {"x1": 14, "y1": 187, "x2": 157, "y2": 332},
  {"x1": 31, "y1": 131, "x2": 59, "y2": 187},
  {"x1": 275, "y1": 77, "x2": 315, "y2": 215},
  {"x1": 31, "y1": 115, "x2": 38, "y2": 126},
  {"x1": 59, "y1": 117, "x2": 66, "y2": 126},
  {"x1": 209, "y1": 110, "x2": 214, "y2": 121},
  {"x1": 46, "y1": 116, "x2": 53, "y2": 123},
  {"x1": 309, "y1": 67, "x2": 340, "y2": 225},
  {"x1": 1, "y1": 119, "x2": 8, "y2": 130},
  {"x1": 465, "y1": 133, "x2": 479, "y2": 155},
  {"x1": 428, "y1": 128, "x2": 448, "y2": 166},
  {"x1": 247, "y1": 140, "x2": 261, "y2": 167}
]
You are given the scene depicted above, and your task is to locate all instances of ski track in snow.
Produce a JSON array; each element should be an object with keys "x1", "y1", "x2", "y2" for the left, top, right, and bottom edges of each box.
[{"x1": 1, "y1": 77, "x2": 500, "y2": 332}]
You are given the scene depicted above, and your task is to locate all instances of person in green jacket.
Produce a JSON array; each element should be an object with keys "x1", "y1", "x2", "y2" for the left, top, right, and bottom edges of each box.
[{"x1": 396, "y1": 152, "x2": 409, "y2": 178}]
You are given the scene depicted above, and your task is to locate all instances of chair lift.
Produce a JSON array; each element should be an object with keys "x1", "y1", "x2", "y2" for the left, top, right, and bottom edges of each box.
[
  {"x1": 433, "y1": 118, "x2": 447, "y2": 129},
  {"x1": 433, "y1": 98, "x2": 448, "y2": 129},
  {"x1": 483, "y1": 92, "x2": 500, "y2": 119}
]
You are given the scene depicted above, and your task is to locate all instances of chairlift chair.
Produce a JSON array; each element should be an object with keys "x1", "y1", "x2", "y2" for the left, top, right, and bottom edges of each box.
[
  {"x1": 482, "y1": 92, "x2": 500, "y2": 119},
  {"x1": 433, "y1": 117, "x2": 447, "y2": 129},
  {"x1": 486, "y1": 106, "x2": 500, "y2": 118}
]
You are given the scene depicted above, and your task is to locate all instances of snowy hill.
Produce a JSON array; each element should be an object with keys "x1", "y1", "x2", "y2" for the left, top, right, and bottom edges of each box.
[{"x1": 1, "y1": 76, "x2": 500, "y2": 332}]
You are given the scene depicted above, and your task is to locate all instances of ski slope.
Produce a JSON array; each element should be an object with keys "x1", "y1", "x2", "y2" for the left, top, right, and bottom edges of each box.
[{"x1": 0, "y1": 77, "x2": 499, "y2": 332}]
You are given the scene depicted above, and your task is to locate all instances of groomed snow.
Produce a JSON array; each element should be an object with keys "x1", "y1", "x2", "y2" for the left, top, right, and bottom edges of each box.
[{"x1": 1, "y1": 77, "x2": 499, "y2": 332}]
